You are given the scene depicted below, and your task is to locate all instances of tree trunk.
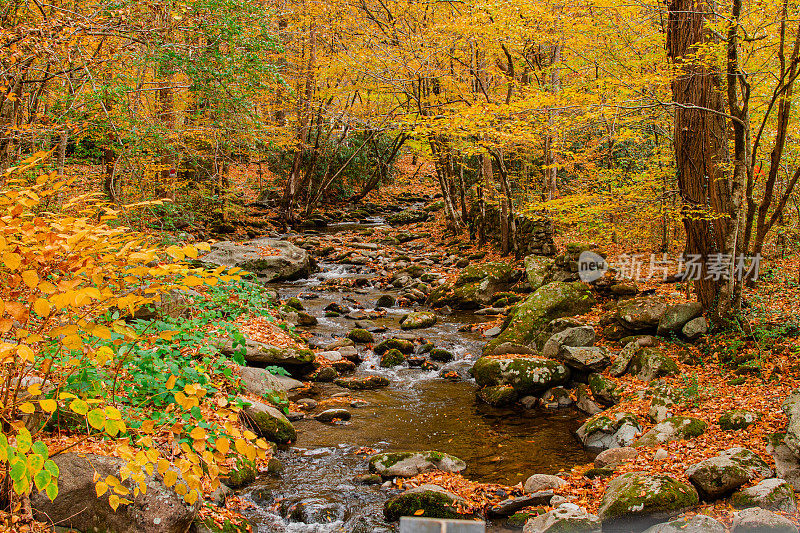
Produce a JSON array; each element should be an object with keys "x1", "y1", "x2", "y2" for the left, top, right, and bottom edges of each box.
[{"x1": 667, "y1": 0, "x2": 735, "y2": 325}]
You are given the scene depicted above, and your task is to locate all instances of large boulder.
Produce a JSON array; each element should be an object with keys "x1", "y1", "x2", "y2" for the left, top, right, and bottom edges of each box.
[
  {"x1": 731, "y1": 507, "x2": 799, "y2": 533},
  {"x1": 634, "y1": 416, "x2": 707, "y2": 447},
  {"x1": 556, "y1": 346, "x2": 611, "y2": 373},
  {"x1": 576, "y1": 413, "x2": 642, "y2": 451},
  {"x1": 524, "y1": 255, "x2": 555, "y2": 292},
  {"x1": 685, "y1": 447, "x2": 773, "y2": 500},
  {"x1": 427, "y1": 262, "x2": 519, "y2": 310},
  {"x1": 615, "y1": 297, "x2": 668, "y2": 332},
  {"x1": 682, "y1": 317, "x2": 708, "y2": 340},
  {"x1": 387, "y1": 209, "x2": 429, "y2": 226},
  {"x1": 400, "y1": 311, "x2": 437, "y2": 330},
  {"x1": 219, "y1": 337, "x2": 314, "y2": 367},
  {"x1": 598, "y1": 472, "x2": 699, "y2": 531},
  {"x1": 369, "y1": 451, "x2": 466, "y2": 478},
  {"x1": 238, "y1": 398, "x2": 296, "y2": 444},
  {"x1": 383, "y1": 484, "x2": 469, "y2": 521},
  {"x1": 484, "y1": 282, "x2": 596, "y2": 354},
  {"x1": 719, "y1": 409, "x2": 760, "y2": 431},
  {"x1": 541, "y1": 326, "x2": 596, "y2": 359},
  {"x1": 628, "y1": 347, "x2": 678, "y2": 381},
  {"x1": 523, "y1": 474, "x2": 566, "y2": 493},
  {"x1": 643, "y1": 515, "x2": 725, "y2": 533},
  {"x1": 31, "y1": 453, "x2": 198, "y2": 533},
  {"x1": 731, "y1": 479, "x2": 797, "y2": 513},
  {"x1": 199, "y1": 238, "x2": 314, "y2": 282},
  {"x1": 237, "y1": 365, "x2": 303, "y2": 400},
  {"x1": 471, "y1": 356, "x2": 570, "y2": 397},
  {"x1": 523, "y1": 503, "x2": 601, "y2": 533}
]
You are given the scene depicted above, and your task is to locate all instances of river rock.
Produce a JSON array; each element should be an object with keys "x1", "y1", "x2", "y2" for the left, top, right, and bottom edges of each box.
[
  {"x1": 594, "y1": 447, "x2": 638, "y2": 468},
  {"x1": 376, "y1": 294, "x2": 396, "y2": 308},
  {"x1": 731, "y1": 478, "x2": 797, "y2": 513},
  {"x1": 556, "y1": 346, "x2": 611, "y2": 373},
  {"x1": 374, "y1": 338, "x2": 414, "y2": 355},
  {"x1": 380, "y1": 348, "x2": 406, "y2": 367},
  {"x1": 471, "y1": 356, "x2": 570, "y2": 396},
  {"x1": 314, "y1": 409, "x2": 352, "y2": 422},
  {"x1": 334, "y1": 375, "x2": 390, "y2": 390},
  {"x1": 541, "y1": 326, "x2": 596, "y2": 359},
  {"x1": 478, "y1": 385, "x2": 518, "y2": 406},
  {"x1": 237, "y1": 366, "x2": 303, "y2": 399},
  {"x1": 484, "y1": 281, "x2": 596, "y2": 354},
  {"x1": 239, "y1": 398, "x2": 296, "y2": 444},
  {"x1": 387, "y1": 209, "x2": 429, "y2": 226},
  {"x1": 199, "y1": 238, "x2": 314, "y2": 282},
  {"x1": 429, "y1": 348, "x2": 454, "y2": 362},
  {"x1": 369, "y1": 451, "x2": 466, "y2": 478},
  {"x1": 588, "y1": 373, "x2": 620, "y2": 406},
  {"x1": 643, "y1": 515, "x2": 725, "y2": 533},
  {"x1": 427, "y1": 262, "x2": 519, "y2": 310},
  {"x1": 400, "y1": 311, "x2": 437, "y2": 330},
  {"x1": 489, "y1": 492, "x2": 554, "y2": 517},
  {"x1": 657, "y1": 302, "x2": 703, "y2": 335},
  {"x1": 540, "y1": 386, "x2": 573, "y2": 408},
  {"x1": 347, "y1": 328, "x2": 374, "y2": 343},
  {"x1": 575, "y1": 383, "x2": 603, "y2": 415},
  {"x1": 523, "y1": 503, "x2": 601, "y2": 533},
  {"x1": 615, "y1": 297, "x2": 668, "y2": 332},
  {"x1": 524, "y1": 255, "x2": 556, "y2": 292},
  {"x1": 219, "y1": 337, "x2": 314, "y2": 366},
  {"x1": 577, "y1": 413, "x2": 642, "y2": 451},
  {"x1": 524, "y1": 474, "x2": 566, "y2": 493},
  {"x1": 731, "y1": 507, "x2": 798, "y2": 533},
  {"x1": 719, "y1": 409, "x2": 760, "y2": 430},
  {"x1": 383, "y1": 484, "x2": 469, "y2": 521},
  {"x1": 598, "y1": 472, "x2": 699, "y2": 530},
  {"x1": 634, "y1": 416, "x2": 707, "y2": 447},
  {"x1": 685, "y1": 447, "x2": 773, "y2": 500},
  {"x1": 608, "y1": 341, "x2": 640, "y2": 377},
  {"x1": 31, "y1": 453, "x2": 198, "y2": 533}
]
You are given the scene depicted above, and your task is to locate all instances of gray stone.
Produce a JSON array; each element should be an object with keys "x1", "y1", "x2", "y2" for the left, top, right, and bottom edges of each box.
[
  {"x1": 732, "y1": 478, "x2": 797, "y2": 513},
  {"x1": 657, "y1": 302, "x2": 703, "y2": 335},
  {"x1": 369, "y1": 451, "x2": 466, "y2": 478},
  {"x1": 541, "y1": 326, "x2": 596, "y2": 359},
  {"x1": 615, "y1": 297, "x2": 668, "y2": 331},
  {"x1": 239, "y1": 398, "x2": 296, "y2": 444},
  {"x1": 731, "y1": 507, "x2": 798, "y2": 533},
  {"x1": 523, "y1": 504, "x2": 601, "y2": 533},
  {"x1": 219, "y1": 337, "x2": 314, "y2": 366},
  {"x1": 719, "y1": 409, "x2": 760, "y2": 431},
  {"x1": 629, "y1": 347, "x2": 678, "y2": 381},
  {"x1": 199, "y1": 238, "x2": 313, "y2": 282},
  {"x1": 577, "y1": 413, "x2": 642, "y2": 451},
  {"x1": 643, "y1": 515, "x2": 725, "y2": 533},
  {"x1": 399, "y1": 517, "x2": 485, "y2": 532},
  {"x1": 314, "y1": 408, "x2": 352, "y2": 422},
  {"x1": 489, "y1": 492, "x2": 554, "y2": 517},
  {"x1": 594, "y1": 447, "x2": 638, "y2": 468},
  {"x1": 523, "y1": 473, "x2": 566, "y2": 493},
  {"x1": 555, "y1": 346, "x2": 611, "y2": 373},
  {"x1": 609, "y1": 341, "x2": 640, "y2": 377},
  {"x1": 598, "y1": 472, "x2": 699, "y2": 529},
  {"x1": 682, "y1": 317, "x2": 708, "y2": 340},
  {"x1": 685, "y1": 447, "x2": 774, "y2": 500},
  {"x1": 634, "y1": 416, "x2": 707, "y2": 447},
  {"x1": 401, "y1": 311, "x2": 437, "y2": 330},
  {"x1": 31, "y1": 453, "x2": 198, "y2": 533}
]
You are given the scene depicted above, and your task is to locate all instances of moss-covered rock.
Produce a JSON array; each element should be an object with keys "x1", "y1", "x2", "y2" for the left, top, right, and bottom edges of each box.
[
  {"x1": 484, "y1": 282, "x2": 596, "y2": 354},
  {"x1": 685, "y1": 447, "x2": 774, "y2": 500},
  {"x1": 628, "y1": 347, "x2": 678, "y2": 381},
  {"x1": 427, "y1": 262, "x2": 519, "y2": 310},
  {"x1": 369, "y1": 451, "x2": 466, "y2": 478},
  {"x1": 478, "y1": 385, "x2": 518, "y2": 406},
  {"x1": 222, "y1": 458, "x2": 256, "y2": 489},
  {"x1": 387, "y1": 209, "x2": 429, "y2": 226},
  {"x1": 523, "y1": 255, "x2": 555, "y2": 292},
  {"x1": 598, "y1": 472, "x2": 699, "y2": 528},
  {"x1": 588, "y1": 373, "x2": 620, "y2": 406},
  {"x1": 334, "y1": 375, "x2": 390, "y2": 390},
  {"x1": 577, "y1": 412, "x2": 642, "y2": 451},
  {"x1": 731, "y1": 478, "x2": 797, "y2": 513},
  {"x1": 719, "y1": 409, "x2": 760, "y2": 431},
  {"x1": 429, "y1": 348, "x2": 454, "y2": 362},
  {"x1": 284, "y1": 297, "x2": 304, "y2": 311},
  {"x1": 523, "y1": 505, "x2": 601, "y2": 533},
  {"x1": 347, "y1": 328, "x2": 374, "y2": 344},
  {"x1": 471, "y1": 356, "x2": 570, "y2": 396},
  {"x1": 634, "y1": 416, "x2": 707, "y2": 448},
  {"x1": 238, "y1": 398, "x2": 296, "y2": 444},
  {"x1": 374, "y1": 338, "x2": 414, "y2": 355},
  {"x1": 615, "y1": 297, "x2": 668, "y2": 332},
  {"x1": 400, "y1": 311, "x2": 437, "y2": 330},
  {"x1": 383, "y1": 484, "x2": 470, "y2": 521},
  {"x1": 380, "y1": 348, "x2": 406, "y2": 367}
]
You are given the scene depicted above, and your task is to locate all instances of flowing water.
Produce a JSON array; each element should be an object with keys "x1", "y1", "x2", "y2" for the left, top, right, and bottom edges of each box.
[{"x1": 244, "y1": 225, "x2": 592, "y2": 532}]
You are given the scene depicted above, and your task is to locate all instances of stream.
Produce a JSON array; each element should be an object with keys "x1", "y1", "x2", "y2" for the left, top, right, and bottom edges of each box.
[{"x1": 243, "y1": 222, "x2": 593, "y2": 532}]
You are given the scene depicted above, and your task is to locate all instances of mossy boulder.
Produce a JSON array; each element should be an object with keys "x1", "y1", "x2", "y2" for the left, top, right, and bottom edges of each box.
[
  {"x1": 427, "y1": 262, "x2": 519, "y2": 310},
  {"x1": 598, "y1": 472, "x2": 699, "y2": 529},
  {"x1": 685, "y1": 447, "x2": 773, "y2": 500},
  {"x1": 284, "y1": 297, "x2": 304, "y2": 311},
  {"x1": 634, "y1": 416, "x2": 707, "y2": 447},
  {"x1": 731, "y1": 507, "x2": 799, "y2": 533},
  {"x1": 374, "y1": 338, "x2": 414, "y2": 355},
  {"x1": 429, "y1": 348, "x2": 454, "y2": 362},
  {"x1": 383, "y1": 484, "x2": 469, "y2": 521},
  {"x1": 400, "y1": 311, "x2": 437, "y2": 330},
  {"x1": 615, "y1": 297, "x2": 668, "y2": 332},
  {"x1": 368, "y1": 451, "x2": 466, "y2": 478},
  {"x1": 334, "y1": 375, "x2": 390, "y2": 390},
  {"x1": 588, "y1": 373, "x2": 620, "y2": 406},
  {"x1": 719, "y1": 409, "x2": 760, "y2": 431},
  {"x1": 238, "y1": 398, "x2": 296, "y2": 444},
  {"x1": 219, "y1": 337, "x2": 315, "y2": 366},
  {"x1": 523, "y1": 255, "x2": 555, "y2": 292},
  {"x1": 471, "y1": 356, "x2": 570, "y2": 396},
  {"x1": 484, "y1": 282, "x2": 596, "y2": 354},
  {"x1": 657, "y1": 302, "x2": 703, "y2": 335},
  {"x1": 347, "y1": 328, "x2": 374, "y2": 344},
  {"x1": 642, "y1": 515, "x2": 725, "y2": 533},
  {"x1": 222, "y1": 458, "x2": 256, "y2": 489},
  {"x1": 387, "y1": 209, "x2": 429, "y2": 226},
  {"x1": 478, "y1": 385, "x2": 518, "y2": 406},
  {"x1": 380, "y1": 348, "x2": 406, "y2": 367},
  {"x1": 731, "y1": 478, "x2": 797, "y2": 513},
  {"x1": 628, "y1": 347, "x2": 678, "y2": 381},
  {"x1": 523, "y1": 505, "x2": 601, "y2": 533},
  {"x1": 577, "y1": 412, "x2": 642, "y2": 451}
]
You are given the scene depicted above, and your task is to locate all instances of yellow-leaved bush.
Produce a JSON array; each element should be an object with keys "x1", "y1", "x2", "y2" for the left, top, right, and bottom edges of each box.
[{"x1": 0, "y1": 153, "x2": 270, "y2": 512}]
